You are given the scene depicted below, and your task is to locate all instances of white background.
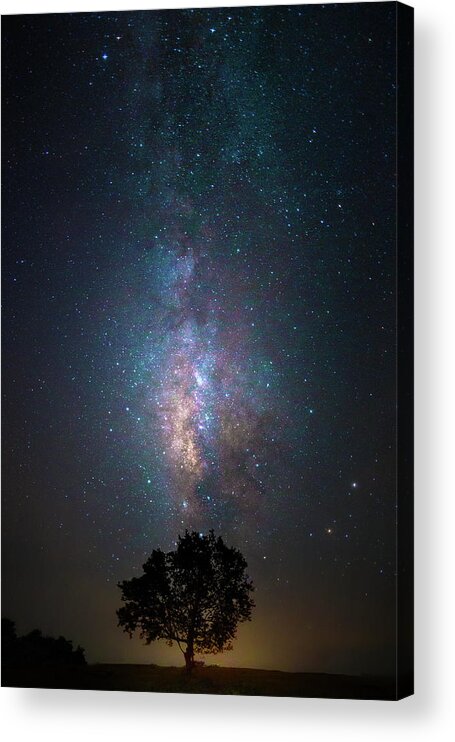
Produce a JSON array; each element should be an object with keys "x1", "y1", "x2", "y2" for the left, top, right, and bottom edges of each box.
[{"x1": 1, "y1": 0, "x2": 454, "y2": 739}]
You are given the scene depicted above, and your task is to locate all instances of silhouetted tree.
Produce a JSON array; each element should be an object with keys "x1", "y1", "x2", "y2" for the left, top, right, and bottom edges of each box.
[
  {"x1": 117, "y1": 530, "x2": 255, "y2": 670},
  {"x1": 1, "y1": 618, "x2": 86, "y2": 667},
  {"x1": 1, "y1": 618, "x2": 17, "y2": 664}
]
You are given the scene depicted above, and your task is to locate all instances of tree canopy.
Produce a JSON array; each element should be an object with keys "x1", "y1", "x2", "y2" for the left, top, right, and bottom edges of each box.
[
  {"x1": 117, "y1": 530, "x2": 254, "y2": 669},
  {"x1": 1, "y1": 618, "x2": 86, "y2": 667}
]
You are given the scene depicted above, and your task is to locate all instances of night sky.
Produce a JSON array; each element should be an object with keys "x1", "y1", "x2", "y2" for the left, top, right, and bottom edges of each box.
[{"x1": 2, "y1": 3, "x2": 399, "y2": 676}]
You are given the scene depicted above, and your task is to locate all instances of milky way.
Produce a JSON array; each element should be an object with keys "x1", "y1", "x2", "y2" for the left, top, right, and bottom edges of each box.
[
  {"x1": 136, "y1": 235, "x2": 285, "y2": 530},
  {"x1": 3, "y1": 3, "x2": 401, "y2": 674}
]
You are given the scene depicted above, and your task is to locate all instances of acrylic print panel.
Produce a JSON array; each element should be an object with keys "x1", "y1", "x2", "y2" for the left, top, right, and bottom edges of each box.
[{"x1": 1, "y1": 2, "x2": 414, "y2": 700}]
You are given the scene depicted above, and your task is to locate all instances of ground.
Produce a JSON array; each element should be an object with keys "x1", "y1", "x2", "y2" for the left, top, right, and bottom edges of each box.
[{"x1": 1, "y1": 663, "x2": 402, "y2": 700}]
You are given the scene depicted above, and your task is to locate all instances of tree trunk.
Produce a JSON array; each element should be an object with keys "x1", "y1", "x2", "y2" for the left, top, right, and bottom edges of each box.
[{"x1": 184, "y1": 643, "x2": 194, "y2": 672}]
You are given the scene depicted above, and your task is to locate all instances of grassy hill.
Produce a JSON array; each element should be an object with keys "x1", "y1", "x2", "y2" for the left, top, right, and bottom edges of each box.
[{"x1": 2, "y1": 662, "x2": 401, "y2": 700}]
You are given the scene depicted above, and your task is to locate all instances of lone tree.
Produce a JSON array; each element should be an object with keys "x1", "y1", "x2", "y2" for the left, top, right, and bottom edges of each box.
[{"x1": 117, "y1": 530, "x2": 255, "y2": 670}]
